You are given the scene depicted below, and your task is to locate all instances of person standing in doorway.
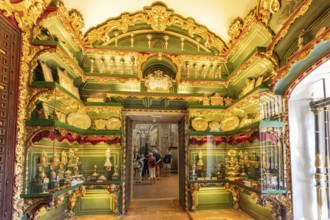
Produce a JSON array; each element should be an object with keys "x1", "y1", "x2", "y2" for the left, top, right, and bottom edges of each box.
[
  {"x1": 153, "y1": 149, "x2": 162, "y2": 180},
  {"x1": 163, "y1": 151, "x2": 172, "y2": 177},
  {"x1": 134, "y1": 153, "x2": 144, "y2": 183},
  {"x1": 147, "y1": 152, "x2": 156, "y2": 184}
]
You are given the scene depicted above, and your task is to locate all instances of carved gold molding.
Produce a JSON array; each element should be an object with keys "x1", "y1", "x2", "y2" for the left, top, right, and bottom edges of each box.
[
  {"x1": 0, "y1": 0, "x2": 51, "y2": 29},
  {"x1": 83, "y1": 3, "x2": 227, "y2": 53},
  {"x1": 190, "y1": 182, "x2": 200, "y2": 211},
  {"x1": 226, "y1": 51, "x2": 278, "y2": 87},
  {"x1": 256, "y1": 0, "x2": 281, "y2": 25},
  {"x1": 267, "y1": 0, "x2": 313, "y2": 53},
  {"x1": 224, "y1": 183, "x2": 240, "y2": 209},
  {"x1": 272, "y1": 28, "x2": 330, "y2": 93},
  {"x1": 36, "y1": 1, "x2": 85, "y2": 43},
  {"x1": 260, "y1": 194, "x2": 290, "y2": 220}
]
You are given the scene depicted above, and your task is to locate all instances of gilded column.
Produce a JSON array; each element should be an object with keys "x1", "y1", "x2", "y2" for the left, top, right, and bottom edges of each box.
[{"x1": 0, "y1": 1, "x2": 52, "y2": 219}]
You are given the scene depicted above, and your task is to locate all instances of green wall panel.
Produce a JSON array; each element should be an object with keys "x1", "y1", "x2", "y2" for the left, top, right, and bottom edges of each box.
[
  {"x1": 196, "y1": 187, "x2": 232, "y2": 210},
  {"x1": 75, "y1": 189, "x2": 116, "y2": 216}
]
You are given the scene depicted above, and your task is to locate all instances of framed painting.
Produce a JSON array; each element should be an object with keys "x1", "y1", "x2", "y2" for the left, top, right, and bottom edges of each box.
[
  {"x1": 57, "y1": 67, "x2": 73, "y2": 92},
  {"x1": 40, "y1": 62, "x2": 54, "y2": 82}
]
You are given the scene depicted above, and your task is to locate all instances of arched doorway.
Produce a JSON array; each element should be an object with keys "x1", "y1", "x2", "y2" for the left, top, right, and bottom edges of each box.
[{"x1": 288, "y1": 59, "x2": 330, "y2": 219}]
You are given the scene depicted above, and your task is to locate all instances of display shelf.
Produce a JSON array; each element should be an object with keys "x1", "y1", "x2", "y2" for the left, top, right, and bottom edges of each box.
[
  {"x1": 26, "y1": 119, "x2": 123, "y2": 135},
  {"x1": 21, "y1": 181, "x2": 122, "y2": 198},
  {"x1": 187, "y1": 179, "x2": 282, "y2": 194},
  {"x1": 30, "y1": 81, "x2": 123, "y2": 107},
  {"x1": 33, "y1": 46, "x2": 84, "y2": 82},
  {"x1": 30, "y1": 81, "x2": 82, "y2": 103},
  {"x1": 32, "y1": 41, "x2": 83, "y2": 73},
  {"x1": 187, "y1": 121, "x2": 259, "y2": 136},
  {"x1": 21, "y1": 183, "x2": 84, "y2": 198},
  {"x1": 83, "y1": 181, "x2": 121, "y2": 186}
]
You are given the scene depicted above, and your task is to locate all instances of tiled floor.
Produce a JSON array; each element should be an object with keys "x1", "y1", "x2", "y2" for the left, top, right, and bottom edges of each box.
[
  {"x1": 133, "y1": 171, "x2": 179, "y2": 199},
  {"x1": 75, "y1": 174, "x2": 254, "y2": 220}
]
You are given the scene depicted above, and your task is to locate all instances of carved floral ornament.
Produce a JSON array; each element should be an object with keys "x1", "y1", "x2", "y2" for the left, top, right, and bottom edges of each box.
[
  {"x1": 0, "y1": 0, "x2": 52, "y2": 29},
  {"x1": 228, "y1": 18, "x2": 244, "y2": 40},
  {"x1": 144, "y1": 69, "x2": 173, "y2": 92},
  {"x1": 257, "y1": 0, "x2": 281, "y2": 24}
]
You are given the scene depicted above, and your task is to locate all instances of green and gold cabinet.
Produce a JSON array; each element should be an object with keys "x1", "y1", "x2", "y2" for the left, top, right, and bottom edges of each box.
[
  {"x1": 22, "y1": 82, "x2": 124, "y2": 219},
  {"x1": 186, "y1": 89, "x2": 287, "y2": 220}
]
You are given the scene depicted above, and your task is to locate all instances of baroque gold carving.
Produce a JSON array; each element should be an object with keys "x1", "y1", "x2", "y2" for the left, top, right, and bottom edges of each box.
[
  {"x1": 190, "y1": 182, "x2": 200, "y2": 211},
  {"x1": 68, "y1": 9, "x2": 85, "y2": 38},
  {"x1": 0, "y1": 0, "x2": 51, "y2": 29},
  {"x1": 228, "y1": 18, "x2": 244, "y2": 40},
  {"x1": 224, "y1": 183, "x2": 240, "y2": 209},
  {"x1": 83, "y1": 3, "x2": 227, "y2": 53},
  {"x1": 261, "y1": 194, "x2": 289, "y2": 220},
  {"x1": 108, "y1": 184, "x2": 120, "y2": 214},
  {"x1": 268, "y1": 0, "x2": 313, "y2": 53},
  {"x1": 273, "y1": 28, "x2": 330, "y2": 92},
  {"x1": 145, "y1": 3, "x2": 172, "y2": 31},
  {"x1": 257, "y1": 0, "x2": 281, "y2": 24}
]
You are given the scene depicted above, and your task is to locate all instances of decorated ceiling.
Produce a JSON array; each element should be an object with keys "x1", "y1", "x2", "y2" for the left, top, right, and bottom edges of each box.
[{"x1": 22, "y1": 0, "x2": 330, "y2": 110}]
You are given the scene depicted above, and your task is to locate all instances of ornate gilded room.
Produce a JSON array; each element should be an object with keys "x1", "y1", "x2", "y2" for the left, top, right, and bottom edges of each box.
[{"x1": 0, "y1": 0, "x2": 330, "y2": 219}]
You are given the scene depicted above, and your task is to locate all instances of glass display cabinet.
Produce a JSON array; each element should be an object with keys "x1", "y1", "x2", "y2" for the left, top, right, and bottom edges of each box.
[
  {"x1": 187, "y1": 88, "x2": 287, "y2": 219},
  {"x1": 188, "y1": 121, "x2": 285, "y2": 192},
  {"x1": 22, "y1": 59, "x2": 124, "y2": 219}
]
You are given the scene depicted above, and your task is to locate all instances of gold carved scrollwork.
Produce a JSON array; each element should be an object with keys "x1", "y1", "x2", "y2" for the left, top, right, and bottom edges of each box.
[
  {"x1": 108, "y1": 184, "x2": 120, "y2": 214},
  {"x1": 190, "y1": 182, "x2": 200, "y2": 211},
  {"x1": 145, "y1": 4, "x2": 172, "y2": 31},
  {"x1": 83, "y1": 3, "x2": 227, "y2": 53},
  {"x1": 67, "y1": 186, "x2": 86, "y2": 219},
  {"x1": 261, "y1": 194, "x2": 288, "y2": 220},
  {"x1": 68, "y1": 9, "x2": 85, "y2": 38},
  {"x1": 257, "y1": 0, "x2": 281, "y2": 24},
  {"x1": 228, "y1": 18, "x2": 244, "y2": 41},
  {"x1": 0, "y1": 0, "x2": 51, "y2": 29},
  {"x1": 224, "y1": 183, "x2": 240, "y2": 209},
  {"x1": 267, "y1": 0, "x2": 313, "y2": 53},
  {"x1": 67, "y1": 192, "x2": 77, "y2": 218},
  {"x1": 15, "y1": 24, "x2": 53, "y2": 219},
  {"x1": 23, "y1": 197, "x2": 58, "y2": 220}
]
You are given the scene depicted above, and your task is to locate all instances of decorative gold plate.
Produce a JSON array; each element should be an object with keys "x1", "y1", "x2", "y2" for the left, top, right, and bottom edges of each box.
[
  {"x1": 209, "y1": 121, "x2": 221, "y2": 132},
  {"x1": 239, "y1": 118, "x2": 252, "y2": 128},
  {"x1": 220, "y1": 116, "x2": 240, "y2": 131},
  {"x1": 191, "y1": 117, "x2": 208, "y2": 131},
  {"x1": 106, "y1": 117, "x2": 121, "y2": 130},
  {"x1": 94, "y1": 119, "x2": 106, "y2": 130},
  {"x1": 67, "y1": 112, "x2": 92, "y2": 129}
]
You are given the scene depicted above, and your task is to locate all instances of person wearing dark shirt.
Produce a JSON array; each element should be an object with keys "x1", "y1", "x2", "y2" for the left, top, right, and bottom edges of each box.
[{"x1": 162, "y1": 151, "x2": 172, "y2": 177}]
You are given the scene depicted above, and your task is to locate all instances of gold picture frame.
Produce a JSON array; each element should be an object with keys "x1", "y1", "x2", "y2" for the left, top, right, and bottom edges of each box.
[
  {"x1": 57, "y1": 67, "x2": 73, "y2": 92},
  {"x1": 40, "y1": 62, "x2": 54, "y2": 82}
]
